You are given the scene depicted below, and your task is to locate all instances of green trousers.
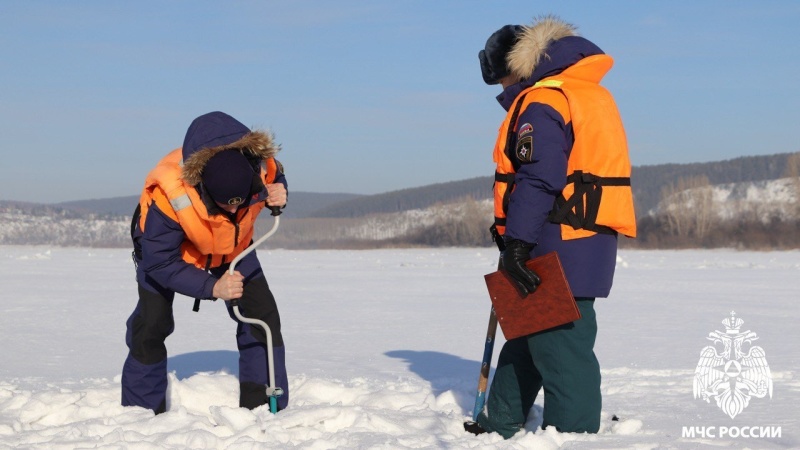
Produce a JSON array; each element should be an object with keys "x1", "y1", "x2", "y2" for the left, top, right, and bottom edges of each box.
[{"x1": 477, "y1": 298, "x2": 601, "y2": 438}]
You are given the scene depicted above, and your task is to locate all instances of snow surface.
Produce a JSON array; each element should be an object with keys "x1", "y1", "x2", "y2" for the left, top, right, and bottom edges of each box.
[{"x1": 0, "y1": 245, "x2": 798, "y2": 449}]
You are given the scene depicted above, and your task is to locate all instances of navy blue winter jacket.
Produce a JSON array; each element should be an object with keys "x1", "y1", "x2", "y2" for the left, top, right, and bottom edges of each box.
[{"x1": 499, "y1": 36, "x2": 619, "y2": 298}]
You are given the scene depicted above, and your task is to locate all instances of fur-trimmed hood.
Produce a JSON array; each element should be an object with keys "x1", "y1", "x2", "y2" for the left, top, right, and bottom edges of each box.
[
  {"x1": 495, "y1": 16, "x2": 606, "y2": 110},
  {"x1": 507, "y1": 15, "x2": 579, "y2": 81},
  {"x1": 179, "y1": 111, "x2": 280, "y2": 186},
  {"x1": 506, "y1": 16, "x2": 605, "y2": 86}
]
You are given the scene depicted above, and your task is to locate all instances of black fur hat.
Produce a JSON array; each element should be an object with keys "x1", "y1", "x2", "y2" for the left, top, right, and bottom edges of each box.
[{"x1": 479, "y1": 24, "x2": 523, "y2": 85}]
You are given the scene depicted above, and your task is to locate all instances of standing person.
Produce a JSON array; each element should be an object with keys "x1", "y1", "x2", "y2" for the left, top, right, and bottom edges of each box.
[
  {"x1": 467, "y1": 16, "x2": 636, "y2": 438},
  {"x1": 122, "y1": 111, "x2": 289, "y2": 414}
]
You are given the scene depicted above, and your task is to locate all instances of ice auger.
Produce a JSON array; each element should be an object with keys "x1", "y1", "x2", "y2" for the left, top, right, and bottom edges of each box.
[{"x1": 228, "y1": 206, "x2": 284, "y2": 413}]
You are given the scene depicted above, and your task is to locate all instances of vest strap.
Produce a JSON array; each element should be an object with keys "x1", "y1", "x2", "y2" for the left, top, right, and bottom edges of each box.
[
  {"x1": 494, "y1": 172, "x2": 516, "y2": 228},
  {"x1": 548, "y1": 170, "x2": 630, "y2": 235},
  {"x1": 488, "y1": 223, "x2": 506, "y2": 252},
  {"x1": 130, "y1": 203, "x2": 142, "y2": 268}
]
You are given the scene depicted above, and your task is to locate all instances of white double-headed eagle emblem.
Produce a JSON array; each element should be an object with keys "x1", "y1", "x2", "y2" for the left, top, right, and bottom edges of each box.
[{"x1": 693, "y1": 311, "x2": 773, "y2": 418}]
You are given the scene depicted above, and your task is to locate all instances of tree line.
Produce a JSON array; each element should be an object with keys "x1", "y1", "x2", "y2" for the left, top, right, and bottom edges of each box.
[
  {"x1": 623, "y1": 153, "x2": 800, "y2": 250},
  {"x1": 3, "y1": 152, "x2": 797, "y2": 249}
]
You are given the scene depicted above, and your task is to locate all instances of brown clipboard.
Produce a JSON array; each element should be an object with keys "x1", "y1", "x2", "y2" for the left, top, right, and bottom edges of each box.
[{"x1": 484, "y1": 252, "x2": 580, "y2": 340}]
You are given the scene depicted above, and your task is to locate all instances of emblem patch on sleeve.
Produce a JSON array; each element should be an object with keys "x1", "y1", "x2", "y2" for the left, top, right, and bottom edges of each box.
[{"x1": 515, "y1": 136, "x2": 533, "y2": 162}]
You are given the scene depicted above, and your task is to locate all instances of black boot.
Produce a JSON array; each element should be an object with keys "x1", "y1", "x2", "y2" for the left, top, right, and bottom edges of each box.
[
  {"x1": 464, "y1": 421, "x2": 487, "y2": 435},
  {"x1": 240, "y1": 381, "x2": 268, "y2": 410}
]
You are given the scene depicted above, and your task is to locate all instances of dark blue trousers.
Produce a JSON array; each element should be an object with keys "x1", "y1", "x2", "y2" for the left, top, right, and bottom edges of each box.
[{"x1": 121, "y1": 275, "x2": 288, "y2": 413}]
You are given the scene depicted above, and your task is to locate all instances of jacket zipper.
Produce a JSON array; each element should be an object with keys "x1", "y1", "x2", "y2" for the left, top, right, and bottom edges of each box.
[
  {"x1": 223, "y1": 210, "x2": 241, "y2": 265},
  {"x1": 233, "y1": 210, "x2": 241, "y2": 248}
]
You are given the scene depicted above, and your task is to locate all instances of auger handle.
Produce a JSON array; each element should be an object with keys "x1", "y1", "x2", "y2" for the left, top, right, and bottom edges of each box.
[{"x1": 228, "y1": 211, "x2": 282, "y2": 413}]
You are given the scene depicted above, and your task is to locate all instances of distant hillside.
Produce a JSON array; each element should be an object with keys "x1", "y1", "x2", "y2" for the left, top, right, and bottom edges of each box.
[
  {"x1": 280, "y1": 192, "x2": 363, "y2": 218},
  {"x1": 54, "y1": 192, "x2": 363, "y2": 219},
  {"x1": 652, "y1": 178, "x2": 798, "y2": 220},
  {"x1": 262, "y1": 198, "x2": 494, "y2": 249},
  {"x1": 631, "y1": 152, "x2": 797, "y2": 218},
  {"x1": 38, "y1": 152, "x2": 800, "y2": 221},
  {"x1": 308, "y1": 177, "x2": 492, "y2": 218},
  {"x1": 56, "y1": 196, "x2": 140, "y2": 217},
  {"x1": 0, "y1": 201, "x2": 128, "y2": 247},
  {"x1": 2, "y1": 152, "x2": 797, "y2": 249},
  {"x1": 633, "y1": 174, "x2": 799, "y2": 250},
  {"x1": 306, "y1": 152, "x2": 798, "y2": 220}
]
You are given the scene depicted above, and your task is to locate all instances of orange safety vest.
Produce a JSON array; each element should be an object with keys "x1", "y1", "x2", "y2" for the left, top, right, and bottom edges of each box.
[
  {"x1": 138, "y1": 148, "x2": 279, "y2": 269},
  {"x1": 493, "y1": 54, "x2": 637, "y2": 240}
]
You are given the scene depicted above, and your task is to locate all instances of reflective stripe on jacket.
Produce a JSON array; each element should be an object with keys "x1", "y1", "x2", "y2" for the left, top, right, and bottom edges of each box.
[{"x1": 493, "y1": 54, "x2": 636, "y2": 240}]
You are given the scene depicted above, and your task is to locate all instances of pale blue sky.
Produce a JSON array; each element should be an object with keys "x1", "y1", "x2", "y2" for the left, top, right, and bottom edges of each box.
[{"x1": 1, "y1": 1, "x2": 798, "y2": 203}]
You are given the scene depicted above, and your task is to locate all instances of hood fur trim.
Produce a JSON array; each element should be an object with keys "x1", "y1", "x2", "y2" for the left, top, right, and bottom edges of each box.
[
  {"x1": 507, "y1": 15, "x2": 578, "y2": 81},
  {"x1": 181, "y1": 130, "x2": 279, "y2": 186}
]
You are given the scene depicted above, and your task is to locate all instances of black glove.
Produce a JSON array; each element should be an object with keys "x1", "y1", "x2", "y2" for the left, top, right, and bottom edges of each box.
[{"x1": 501, "y1": 239, "x2": 541, "y2": 297}]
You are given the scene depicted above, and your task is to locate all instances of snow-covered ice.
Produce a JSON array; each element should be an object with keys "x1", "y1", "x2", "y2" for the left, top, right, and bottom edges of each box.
[{"x1": 0, "y1": 245, "x2": 798, "y2": 449}]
